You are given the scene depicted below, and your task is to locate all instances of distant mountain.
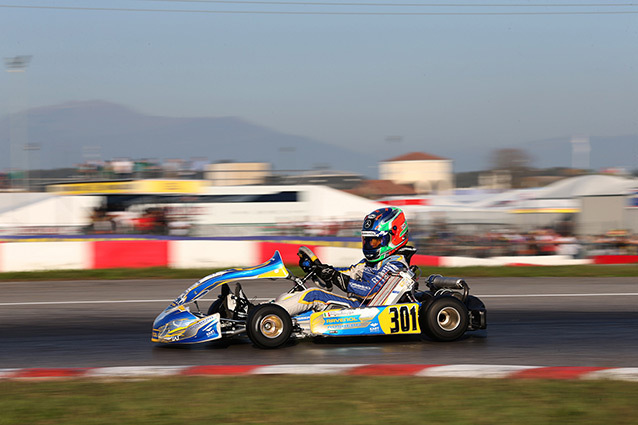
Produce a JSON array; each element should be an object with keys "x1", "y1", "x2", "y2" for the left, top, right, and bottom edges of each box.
[
  {"x1": 1, "y1": 101, "x2": 636, "y2": 176},
  {"x1": 0, "y1": 101, "x2": 377, "y2": 177}
]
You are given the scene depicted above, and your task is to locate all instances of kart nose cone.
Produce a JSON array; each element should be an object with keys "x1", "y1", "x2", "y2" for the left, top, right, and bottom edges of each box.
[
  {"x1": 152, "y1": 306, "x2": 222, "y2": 344},
  {"x1": 152, "y1": 307, "x2": 198, "y2": 343}
]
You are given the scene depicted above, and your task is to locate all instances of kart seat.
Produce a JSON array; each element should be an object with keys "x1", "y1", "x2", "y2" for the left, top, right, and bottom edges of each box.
[
  {"x1": 367, "y1": 271, "x2": 414, "y2": 307},
  {"x1": 396, "y1": 246, "x2": 417, "y2": 265}
]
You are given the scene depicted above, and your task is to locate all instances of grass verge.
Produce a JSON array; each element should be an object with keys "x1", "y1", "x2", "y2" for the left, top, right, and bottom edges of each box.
[
  {"x1": 0, "y1": 264, "x2": 636, "y2": 281},
  {"x1": 2, "y1": 376, "x2": 638, "y2": 425}
]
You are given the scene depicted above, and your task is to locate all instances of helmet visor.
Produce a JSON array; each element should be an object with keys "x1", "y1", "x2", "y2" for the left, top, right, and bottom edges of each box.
[{"x1": 363, "y1": 236, "x2": 383, "y2": 250}]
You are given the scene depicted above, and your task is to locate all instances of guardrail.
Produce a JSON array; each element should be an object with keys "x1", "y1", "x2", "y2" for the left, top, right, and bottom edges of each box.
[{"x1": 0, "y1": 237, "x2": 636, "y2": 272}]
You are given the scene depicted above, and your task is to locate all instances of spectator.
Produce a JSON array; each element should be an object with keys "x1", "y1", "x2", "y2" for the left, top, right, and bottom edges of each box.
[{"x1": 555, "y1": 234, "x2": 582, "y2": 258}]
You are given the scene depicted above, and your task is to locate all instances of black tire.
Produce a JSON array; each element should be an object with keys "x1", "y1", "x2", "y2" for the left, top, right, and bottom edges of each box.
[
  {"x1": 208, "y1": 283, "x2": 230, "y2": 316},
  {"x1": 246, "y1": 304, "x2": 293, "y2": 349},
  {"x1": 207, "y1": 298, "x2": 224, "y2": 316},
  {"x1": 421, "y1": 296, "x2": 469, "y2": 342}
]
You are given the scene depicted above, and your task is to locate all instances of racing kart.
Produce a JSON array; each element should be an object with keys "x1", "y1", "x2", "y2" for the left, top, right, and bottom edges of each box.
[{"x1": 152, "y1": 247, "x2": 486, "y2": 348}]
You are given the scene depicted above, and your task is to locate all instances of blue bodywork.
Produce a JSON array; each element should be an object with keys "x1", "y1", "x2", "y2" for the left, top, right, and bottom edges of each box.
[{"x1": 152, "y1": 251, "x2": 289, "y2": 344}]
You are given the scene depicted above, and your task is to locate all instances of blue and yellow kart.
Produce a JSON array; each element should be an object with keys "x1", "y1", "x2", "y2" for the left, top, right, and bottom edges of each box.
[{"x1": 152, "y1": 248, "x2": 486, "y2": 349}]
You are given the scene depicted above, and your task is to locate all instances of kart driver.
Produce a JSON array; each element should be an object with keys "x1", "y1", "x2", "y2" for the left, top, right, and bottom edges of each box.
[{"x1": 275, "y1": 207, "x2": 413, "y2": 316}]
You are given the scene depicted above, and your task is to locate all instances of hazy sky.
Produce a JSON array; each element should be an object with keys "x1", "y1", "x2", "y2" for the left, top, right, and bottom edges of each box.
[{"x1": 1, "y1": 1, "x2": 637, "y2": 170}]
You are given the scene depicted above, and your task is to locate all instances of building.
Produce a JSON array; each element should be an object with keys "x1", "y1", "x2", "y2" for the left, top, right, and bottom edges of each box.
[
  {"x1": 273, "y1": 170, "x2": 364, "y2": 190},
  {"x1": 23, "y1": 180, "x2": 381, "y2": 237},
  {"x1": 205, "y1": 161, "x2": 271, "y2": 186},
  {"x1": 346, "y1": 179, "x2": 417, "y2": 199},
  {"x1": 379, "y1": 152, "x2": 454, "y2": 194},
  {"x1": 509, "y1": 174, "x2": 638, "y2": 235},
  {"x1": 478, "y1": 170, "x2": 512, "y2": 190}
]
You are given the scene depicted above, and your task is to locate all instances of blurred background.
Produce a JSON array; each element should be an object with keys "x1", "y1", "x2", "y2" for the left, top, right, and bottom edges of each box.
[{"x1": 1, "y1": 1, "x2": 637, "y2": 258}]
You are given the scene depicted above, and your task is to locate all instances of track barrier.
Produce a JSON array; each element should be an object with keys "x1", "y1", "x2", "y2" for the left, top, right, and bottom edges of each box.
[
  {"x1": 2, "y1": 364, "x2": 638, "y2": 381},
  {"x1": 0, "y1": 238, "x2": 637, "y2": 272}
]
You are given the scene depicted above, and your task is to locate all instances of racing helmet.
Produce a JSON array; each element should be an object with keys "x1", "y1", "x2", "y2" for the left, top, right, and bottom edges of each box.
[{"x1": 361, "y1": 207, "x2": 408, "y2": 262}]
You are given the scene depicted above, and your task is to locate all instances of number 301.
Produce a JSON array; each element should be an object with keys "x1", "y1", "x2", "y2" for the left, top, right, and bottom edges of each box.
[{"x1": 388, "y1": 305, "x2": 418, "y2": 333}]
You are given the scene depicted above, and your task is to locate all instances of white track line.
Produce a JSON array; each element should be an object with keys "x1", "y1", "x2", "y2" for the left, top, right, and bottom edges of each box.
[
  {"x1": 0, "y1": 297, "x2": 273, "y2": 306},
  {"x1": 480, "y1": 293, "x2": 638, "y2": 298},
  {"x1": 0, "y1": 299, "x2": 177, "y2": 306},
  {"x1": 2, "y1": 293, "x2": 638, "y2": 306}
]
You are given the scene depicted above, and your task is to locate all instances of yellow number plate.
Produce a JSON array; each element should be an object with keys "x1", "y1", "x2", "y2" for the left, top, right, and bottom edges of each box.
[{"x1": 378, "y1": 303, "x2": 421, "y2": 335}]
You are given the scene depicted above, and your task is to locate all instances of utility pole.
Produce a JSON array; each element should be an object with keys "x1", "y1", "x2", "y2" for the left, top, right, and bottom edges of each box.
[
  {"x1": 4, "y1": 55, "x2": 32, "y2": 190},
  {"x1": 24, "y1": 143, "x2": 40, "y2": 191},
  {"x1": 571, "y1": 136, "x2": 590, "y2": 170}
]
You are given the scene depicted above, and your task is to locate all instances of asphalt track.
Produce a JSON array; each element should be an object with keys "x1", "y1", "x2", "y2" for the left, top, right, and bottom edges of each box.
[{"x1": 1, "y1": 277, "x2": 637, "y2": 369}]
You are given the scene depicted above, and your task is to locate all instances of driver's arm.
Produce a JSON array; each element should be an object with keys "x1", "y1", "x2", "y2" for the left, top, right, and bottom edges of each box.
[
  {"x1": 316, "y1": 265, "x2": 350, "y2": 292},
  {"x1": 298, "y1": 246, "x2": 351, "y2": 292}
]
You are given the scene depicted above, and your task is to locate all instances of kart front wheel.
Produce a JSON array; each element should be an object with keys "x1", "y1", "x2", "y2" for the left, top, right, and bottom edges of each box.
[
  {"x1": 421, "y1": 296, "x2": 469, "y2": 342},
  {"x1": 207, "y1": 298, "x2": 224, "y2": 316},
  {"x1": 246, "y1": 304, "x2": 293, "y2": 349}
]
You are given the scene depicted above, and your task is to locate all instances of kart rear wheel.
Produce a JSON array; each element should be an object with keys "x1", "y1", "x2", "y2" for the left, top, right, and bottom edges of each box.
[
  {"x1": 246, "y1": 304, "x2": 293, "y2": 349},
  {"x1": 421, "y1": 296, "x2": 469, "y2": 342}
]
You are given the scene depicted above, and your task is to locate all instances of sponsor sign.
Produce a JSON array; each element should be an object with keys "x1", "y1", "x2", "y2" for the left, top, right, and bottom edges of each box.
[{"x1": 47, "y1": 179, "x2": 208, "y2": 195}]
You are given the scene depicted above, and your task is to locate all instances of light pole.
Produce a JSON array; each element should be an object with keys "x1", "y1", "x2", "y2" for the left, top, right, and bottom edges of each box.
[
  {"x1": 4, "y1": 55, "x2": 32, "y2": 190},
  {"x1": 571, "y1": 136, "x2": 590, "y2": 170},
  {"x1": 24, "y1": 143, "x2": 40, "y2": 191},
  {"x1": 279, "y1": 146, "x2": 296, "y2": 175}
]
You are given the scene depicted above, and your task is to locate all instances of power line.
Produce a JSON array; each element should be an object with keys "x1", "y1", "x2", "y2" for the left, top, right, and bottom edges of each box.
[
  {"x1": 135, "y1": 0, "x2": 638, "y2": 6},
  {"x1": 1, "y1": 3, "x2": 638, "y2": 15}
]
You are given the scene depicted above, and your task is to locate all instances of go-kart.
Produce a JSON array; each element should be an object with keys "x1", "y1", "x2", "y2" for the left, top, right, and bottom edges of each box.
[{"x1": 152, "y1": 247, "x2": 487, "y2": 348}]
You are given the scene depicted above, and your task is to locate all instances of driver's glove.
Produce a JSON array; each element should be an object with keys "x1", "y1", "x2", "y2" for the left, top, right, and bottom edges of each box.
[
  {"x1": 299, "y1": 257, "x2": 314, "y2": 273},
  {"x1": 316, "y1": 264, "x2": 350, "y2": 292},
  {"x1": 299, "y1": 257, "x2": 319, "y2": 273},
  {"x1": 298, "y1": 246, "x2": 321, "y2": 273}
]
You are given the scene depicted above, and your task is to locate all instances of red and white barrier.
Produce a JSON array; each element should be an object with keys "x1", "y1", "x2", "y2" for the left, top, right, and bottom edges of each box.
[
  {"x1": 440, "y1": 255, "x2": 592, "y2": 268},
  {"x1": 1, "y1": 363, "x2": 638, "y2": 381},
  {"x1": 0, "y1": 239, "x2": 637, "y2": 272},
  {"x1": 170, "y1": 240, "x2": 259, "y2": 269},
  {"x1": 0, "y1": 241, "x2": 92, "y2": 272},
  {"x1": 93, "y1": 240, "x2": 169, "y2": 269}
]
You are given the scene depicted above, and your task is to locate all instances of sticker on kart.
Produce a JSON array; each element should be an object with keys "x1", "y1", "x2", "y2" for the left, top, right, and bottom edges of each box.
[{"x1": 310, "y1": 303, "x2": 421, "y2": 336}]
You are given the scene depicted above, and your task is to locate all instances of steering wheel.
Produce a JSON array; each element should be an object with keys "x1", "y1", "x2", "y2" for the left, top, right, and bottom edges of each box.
[
  {"x1": 298, "y1": 246, "x2": 333, "y2": 292},
  {"x1": 298, "y1": 246, "x2": 318, "y2": 271}
]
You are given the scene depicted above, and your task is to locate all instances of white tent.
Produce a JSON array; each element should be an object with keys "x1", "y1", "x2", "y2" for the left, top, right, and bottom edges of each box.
[
  {"x1": 0, "y1": 193, "x2": 101, "y2": 234},
  {"x1": 534, "y1": 175, "x2": 636, "y2": 199}
]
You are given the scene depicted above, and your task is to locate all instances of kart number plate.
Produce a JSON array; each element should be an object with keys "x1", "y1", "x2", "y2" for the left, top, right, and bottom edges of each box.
[{"x1": 379, "y1": 304, "x2": 421, "y2": 335}]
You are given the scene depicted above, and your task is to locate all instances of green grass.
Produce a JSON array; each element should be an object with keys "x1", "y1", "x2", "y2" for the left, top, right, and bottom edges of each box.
[
  {"x1": 0, "y1": 264, "x2": 635, "y2": 281},
  {"x1": 1, "y1": 376, "x2": 638, "y2": 425}
]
